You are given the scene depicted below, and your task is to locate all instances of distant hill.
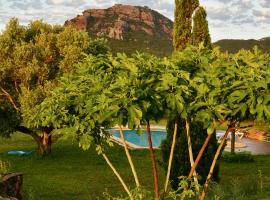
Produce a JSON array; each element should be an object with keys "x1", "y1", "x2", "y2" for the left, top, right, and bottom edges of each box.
[
  {"x1": 65, "y1": 4, "x2": 270, "y2": 56},
  {"x1": 65, "y1": 4, "x2": 173, "y2": 57},
  {"x1": 214, "y1": 37, "x2": 270, "y2": 53}
]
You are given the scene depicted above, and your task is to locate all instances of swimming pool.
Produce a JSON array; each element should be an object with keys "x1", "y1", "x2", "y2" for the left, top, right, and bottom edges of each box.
[{"x1": 110, "y1": 129, "x2": 167, "y2": 148}]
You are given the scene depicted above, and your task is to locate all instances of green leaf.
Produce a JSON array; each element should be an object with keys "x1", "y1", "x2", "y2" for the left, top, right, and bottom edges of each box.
[{"x1": 79, "y1": 134, "x2": 94, "y2": 151}]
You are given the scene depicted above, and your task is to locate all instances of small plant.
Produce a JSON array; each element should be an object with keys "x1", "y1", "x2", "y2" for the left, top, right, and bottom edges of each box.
[
  {"x1": 0, "y1": 160, "x2": 10, "y2": 182},
  {"x1": 103, "y1": 187, "x2": 152, "y2": 200},
  {"x1": 0, "y1": 160, "x2": 10, "y2": 174},
  {"x1": 168, "y1": 176, "x2": 201, "y2": 200},
  {"x1": 258, "y1": 170, "x2": 263, "y2": 194}
]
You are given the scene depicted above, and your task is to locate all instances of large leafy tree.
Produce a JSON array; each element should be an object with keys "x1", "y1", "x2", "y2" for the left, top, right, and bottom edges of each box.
[
  {"x1": 0, "y1": 18, "x2": 102, "y2": 155},
  {"x1": 191, "y1": 47, "x2": 270, "y2": 199},
  {"x1": 161, "y1": 46, "x2": 219, "y2": 191},
  {"x1": 30, "y1": 52, "x2": 193, "y2": 199},
  {"x1": 164, "y1": 0, "x2": 218, "y2": 193}
]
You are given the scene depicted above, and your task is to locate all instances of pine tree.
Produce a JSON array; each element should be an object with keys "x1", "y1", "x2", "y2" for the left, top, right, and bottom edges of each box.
[
  {"x1": 191, "y1": 6, "x2": 212, "y2": 48},
  {"x1": 173, "y1": 0, "x2": 199, "y2": 51}
]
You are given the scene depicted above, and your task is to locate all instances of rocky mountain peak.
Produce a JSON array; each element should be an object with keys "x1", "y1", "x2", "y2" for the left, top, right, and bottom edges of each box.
[
  {"x1": 64, "y1": 4, "x2": 173, "y2": 56},
  {"x1": 65, "y1": 4, "x2": 173, "y2": 41}
]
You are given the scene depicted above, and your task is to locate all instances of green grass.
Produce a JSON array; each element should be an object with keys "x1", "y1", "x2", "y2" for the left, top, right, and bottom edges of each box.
[{"x1": 1, "y1": 133, "x2": 270, "y2": 200}]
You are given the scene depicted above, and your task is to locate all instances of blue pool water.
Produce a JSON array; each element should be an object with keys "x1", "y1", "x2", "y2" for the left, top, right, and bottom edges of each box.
[{"x1": 110, "y1": 129, "x2": 167, "y2": 148}]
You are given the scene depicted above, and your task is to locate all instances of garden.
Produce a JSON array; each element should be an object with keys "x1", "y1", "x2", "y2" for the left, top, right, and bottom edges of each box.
[{"x1": 1, "y1": 0, "x2": 270, "y2": 199}]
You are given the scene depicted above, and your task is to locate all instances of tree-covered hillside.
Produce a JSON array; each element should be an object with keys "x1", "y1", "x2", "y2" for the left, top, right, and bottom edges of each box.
[{"x1": 214, "y1": 37, "x2": 270, "y2": 53}]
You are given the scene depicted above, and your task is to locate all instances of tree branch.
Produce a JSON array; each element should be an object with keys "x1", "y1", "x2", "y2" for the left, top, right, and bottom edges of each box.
[
  {"x1": 16, "y1": 126, "x2": 40, "y2": 142},
  {"x1": 0, "y1": 87, "x2": 19, "y2": 111}
]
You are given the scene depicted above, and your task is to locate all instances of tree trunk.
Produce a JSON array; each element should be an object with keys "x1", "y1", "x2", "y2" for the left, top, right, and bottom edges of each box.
[
  {"x1": 188, "y1": 134, "x2": 212, "y2": 178},
  {"x1": 102, "y1": 153, "x2": 133, "y2": 200},
  {"x1": 164, "y1": 122, "x2": 178, "y2": 194},
  {"x1": 16, "y1": 126, "x2": 52, "y2": 156},
  {"x1": 118, "y1": 126, "x2": 140, "y2": 188},
  {"x1": 185, "y1": 119, "x2": 199, "y2": 187},
  {"x1": 146, "y1": 121, "x2": 159, "y2": 200},
  {"x1": 37, "y1": 132, "x2": 52, "y2": 156},
  {"x1": 200, "y1": 127, "x2": 232, "y2": 200},
  {"x1": 180, "y1": 119, "x2": 200, "y2": 200},
  {"x1": 231, "y1": 130, "x2": 235, "y2": 154}
]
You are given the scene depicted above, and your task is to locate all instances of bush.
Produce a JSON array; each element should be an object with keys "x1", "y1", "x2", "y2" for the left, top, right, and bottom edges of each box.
[
  {"x1": 161, "y1": 117, "x2": 219, "y2": 190},
  {"x1": 221, "y1": 152, "x2": 254, "y2": 163},
  {"x1": 88, "y1": 38, "x2": 110, "y2": 56}
]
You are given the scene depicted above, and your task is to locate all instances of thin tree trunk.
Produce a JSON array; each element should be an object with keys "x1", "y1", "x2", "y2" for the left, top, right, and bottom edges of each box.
[
  {"x1": 185, "y1": 119, "x2": 199, "y2": 187},
  {"x1": 188, "y1": 134, "x2": 212, "y2": 178},
  {"x1": 146, "y1": 121, "x2": 159, "y2": 200},
  {"x1": 164, "y1": 122, "x2": 178, "y2": 195},
  {"x1": 199, "y1": 127, "x2": 232, "y2": 200},
  {"x1": 231, "y1": 129, "x2": 235, "y2": 154},
  {"x1": 180, "y1": 133, "x2": 212, "y2": 200},
  {"x1": 118, "y1": 126, "x2": 140, "y2": 188},
  {"x1": 102, "y1": 153, "x2": 133, "y2": 200}
]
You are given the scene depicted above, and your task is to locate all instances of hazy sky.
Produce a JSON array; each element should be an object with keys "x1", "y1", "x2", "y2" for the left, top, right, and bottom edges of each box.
[{"x1": 0, "y1": 0, "x2": 269, "y2": 41}]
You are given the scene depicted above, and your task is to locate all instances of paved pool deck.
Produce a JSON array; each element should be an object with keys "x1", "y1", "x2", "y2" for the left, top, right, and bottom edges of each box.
[{"x1": 225, "y1": 138, "x2": 270, "y2": 155}]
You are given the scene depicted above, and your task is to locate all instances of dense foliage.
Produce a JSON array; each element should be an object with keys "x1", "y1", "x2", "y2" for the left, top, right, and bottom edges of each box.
[
  {"x1": 27, "y1": 53, "x2": 190, "y2": 152},
  {"x1": 0, "y1": 18, "x2": 109, "y2": 155},
  {"x1": 26, "y1": 43, "x2": 270, "y2": 195},
  {"x1": 161, "y1": 46, "x2": 220, "y2": 190},
  {"x1": 2, "y1": 15, "x2": 270, "y2": 200}
]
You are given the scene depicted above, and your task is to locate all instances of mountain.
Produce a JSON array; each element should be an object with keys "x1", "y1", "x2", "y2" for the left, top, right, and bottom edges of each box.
[
  {"x1": 65, "y1": 4, "x2": 270, "y2": 56},
  {"x1": 214, "y1": 37, "x2": 270, "y2": 53},
  {"x1": 65, "y1": 4, "x2": 173, "y2": 57}
]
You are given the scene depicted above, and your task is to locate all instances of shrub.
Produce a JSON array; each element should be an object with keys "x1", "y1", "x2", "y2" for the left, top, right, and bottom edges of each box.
[
  {"x1": 221, "y1": 152, "x2": 254, "y2": 163},
  {"x1": 0, "y1": 160, "x2": 10, "y2": 175},
  {"x1": 161, "y1": 117, "x2": 219, "y2": 190}
]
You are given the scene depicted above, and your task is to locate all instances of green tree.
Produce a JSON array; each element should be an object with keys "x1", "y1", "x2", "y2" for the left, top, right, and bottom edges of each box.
[
  {"x1": 161, "y1": 46, "x2": 219, "y2": 192},
  {"x1": 0, "y1": 18, "x2": 96, "y2": 155},
  {"x1": 29, "y1": 53, "x2": 142, "y2": 198},
  {"x1": 166, "y1": 0, "x2": 216, "y2": 193},
  {"x1": 197, "y1": 47, "x2": 270, "y2": 199},
  {"x1": 173, "y1": 0, "x2": 199, "y2": 51},
  {"x1": 31, "y1": 52, "x2": 194, "y2": 199},
  {"x1": 88, "y1": 38, "x2": 110, "y2": 56},
  {"x1": 191, "y1": 6, "x2": 212, "y2": 48}
]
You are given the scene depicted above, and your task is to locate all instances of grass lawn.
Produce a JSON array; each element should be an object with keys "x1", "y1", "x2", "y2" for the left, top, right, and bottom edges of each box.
[{"x1": 1, "y1": 133, "x2": 270, "y2": 200}]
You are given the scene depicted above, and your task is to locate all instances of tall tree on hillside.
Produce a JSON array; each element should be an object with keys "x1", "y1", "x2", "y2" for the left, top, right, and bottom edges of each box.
[
  {"x1": 173, "y1": 0, "x2": 199, "y2": 51},
  {"x1": 191, "y1": 6, "x2": 212, "y2": 48}
]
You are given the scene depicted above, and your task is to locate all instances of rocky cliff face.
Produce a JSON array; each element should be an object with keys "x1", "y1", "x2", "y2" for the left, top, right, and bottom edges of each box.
[{"x1": 65, "y1": 4, "x2": 173, "y2": 56}]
